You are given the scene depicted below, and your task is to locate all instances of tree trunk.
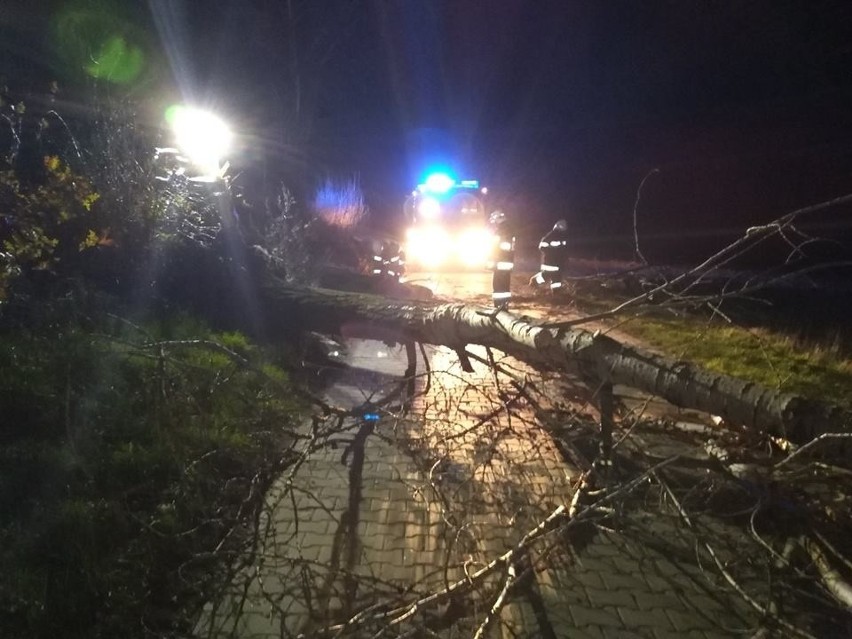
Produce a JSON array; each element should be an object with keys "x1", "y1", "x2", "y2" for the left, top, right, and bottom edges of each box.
[{"x1": 265, "y1": 284, "x2": 848, "y2": 444}]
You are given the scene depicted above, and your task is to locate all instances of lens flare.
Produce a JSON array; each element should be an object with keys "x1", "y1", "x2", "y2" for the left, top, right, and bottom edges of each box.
[
  {"x1": 53, "y1": 5, "x2": 146, "y2": 84},
  {"x1": 85, "y1": 35, "x2": 144, "y2": 83}
]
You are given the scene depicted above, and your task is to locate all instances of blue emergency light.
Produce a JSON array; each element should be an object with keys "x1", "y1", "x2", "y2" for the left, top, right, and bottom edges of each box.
[
  {"x1": 362, "y1": 412, "x2": 381, "y2": 422},
  {"x1": 417, "y1": 173, "x2": 483, "y2": 196},
  {"x1": 420, "y1": 172, "x2": 455, "y2": 194}
]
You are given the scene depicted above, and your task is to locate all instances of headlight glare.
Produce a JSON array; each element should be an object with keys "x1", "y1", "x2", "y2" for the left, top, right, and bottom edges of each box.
[{"x1": 406, "y1": 227, "x2": 450, "y2": 267}]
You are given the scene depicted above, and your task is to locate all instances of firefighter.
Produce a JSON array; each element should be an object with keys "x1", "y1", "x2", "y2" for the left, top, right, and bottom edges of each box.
[
  {"x1": 533, "y1": 219, "x2": 569, "y2": 293},
  {"x1": 489, "y1": 210, "x2": 514, "y2": 308},
  {"x1": 371, "y1": 239, "x2": 404, "y2": 283},
  {"x1": 371, "y1": 239, "x2": 386, "y2": 278},
  {"x1": 383, "y1": 239, "x2": 404, "y2": 282}
]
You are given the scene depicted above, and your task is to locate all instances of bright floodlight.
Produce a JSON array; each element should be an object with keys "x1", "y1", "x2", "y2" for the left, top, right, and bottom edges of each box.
[{"x1": 166, "y1": 105, "x2": 232, "y2": 176}]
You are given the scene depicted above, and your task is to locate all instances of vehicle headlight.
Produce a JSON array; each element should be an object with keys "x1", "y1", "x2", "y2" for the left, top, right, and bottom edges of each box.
[
  {"x1": 457, "y1": 228, "x2": 497, "y2": 267},
  {"x1": 406, "y1": 227, "x2": 450, "y2": 266},
  {"x1": 417, "y1": 197, "x2": 441, "y2": 219}
]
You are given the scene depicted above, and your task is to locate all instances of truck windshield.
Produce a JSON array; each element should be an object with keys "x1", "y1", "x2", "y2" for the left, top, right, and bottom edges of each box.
[{"x1": 406, "y1": 187, "x2": 486, "y2": 227}]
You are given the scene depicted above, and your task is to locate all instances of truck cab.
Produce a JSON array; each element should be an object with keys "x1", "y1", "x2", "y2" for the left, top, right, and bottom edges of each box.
[{"x1": 403, "y1": 173, "x2": 496, "y2": 268}]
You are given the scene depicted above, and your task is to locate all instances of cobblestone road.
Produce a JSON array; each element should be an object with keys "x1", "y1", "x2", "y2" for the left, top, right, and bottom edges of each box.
[{"x1": 196, "y1": 324, "x2": 771, "y2": 638}]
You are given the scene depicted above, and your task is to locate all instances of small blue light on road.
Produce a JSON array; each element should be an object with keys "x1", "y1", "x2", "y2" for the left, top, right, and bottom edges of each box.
[{"x1": 363, "y1": 412, "x2": 381, "y2": 421}]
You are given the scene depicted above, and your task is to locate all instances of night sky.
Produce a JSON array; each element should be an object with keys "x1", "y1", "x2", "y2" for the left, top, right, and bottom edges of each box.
[{"x1": 4, "y1": 0, "x2": 852, "y2": 262}]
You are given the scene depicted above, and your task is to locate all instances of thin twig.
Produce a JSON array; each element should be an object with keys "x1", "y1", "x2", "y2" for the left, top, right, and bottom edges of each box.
[
  {"x1": 774, "y1": 433, "x2": 852, "y2": 470},
  {"x1": 632, "y1": 168, "x2": 659, "y2": 265},
  {"x1": 472, "y1": 562, "x2": 516, "y2": 639}
]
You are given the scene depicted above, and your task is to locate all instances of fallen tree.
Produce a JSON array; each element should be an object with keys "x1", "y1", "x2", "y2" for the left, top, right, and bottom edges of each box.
[
  {"x1": 266, "y1": 284, "x2": 849, "y2": 445},
  {"x1": 198, "y1": 279, "x2": 852, "y2": 638},
  {"x1": 198, "y1": 193, "x2": 852, "y2": 638}
]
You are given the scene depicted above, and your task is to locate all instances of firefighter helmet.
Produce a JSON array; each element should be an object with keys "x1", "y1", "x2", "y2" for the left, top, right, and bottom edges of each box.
[
  {"x1": 553, "y1": 219, "x2": 568, "y2": 232},
  {"x1": 489, "y1": 210, "x2": 506, "y2": 225}
]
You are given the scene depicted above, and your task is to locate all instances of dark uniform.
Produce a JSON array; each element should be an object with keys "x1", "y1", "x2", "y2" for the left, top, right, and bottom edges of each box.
[
  {"x1": 533, "y1": 220, "x2": 569, "y2": 292},
  {"x1": 489, "y1": 211, "x2": 515, "y2": 307}
]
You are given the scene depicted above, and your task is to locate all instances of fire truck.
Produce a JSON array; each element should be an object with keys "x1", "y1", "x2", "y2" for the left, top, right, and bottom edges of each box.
[{"x1": 402, "y1": 173, "x2": 496, "y2": 268}]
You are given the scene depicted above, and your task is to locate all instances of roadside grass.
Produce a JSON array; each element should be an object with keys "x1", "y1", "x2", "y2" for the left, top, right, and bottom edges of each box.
[
  {"x1": 568, "y1": 279, "x2": 852, "y2": 409},
  {"x1": 623, "y1": 318, "x2": 852, "y2": 408},
  {"x1": 0, "y1": 308, "x2": 308, "y2": 639}
]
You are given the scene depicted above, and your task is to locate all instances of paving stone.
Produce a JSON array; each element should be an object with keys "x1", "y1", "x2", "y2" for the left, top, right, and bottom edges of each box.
[
  {"x1": 617, "y1": 606, "x2": 675, "y2": 631},
  {"x1": 640, "y1": 573, "x2": 678, "y2": 594},
  {"x1": 538, "y1": 578, "x2": 588, "y2": 607},
  {"x1": 585, "y1": 586, "x2": 637, "y2": 609},
  {"x1": 600, "y1": 570, "x2": 653, "y2": 593},
  {"x1": 567, "y1": 566, "x2": 607, "y2": 591},
  {"x1": 583, "y1": 539, "x2": 623, "y2": 559},
  {"x1": 632, "y1": 591, "x2": 687, "y2": 613},
  {"x1": 663, "y1": 608, "x2": 714, "y2": 633},
  {"x1": 668, "y1": 631, "x2": 718, "y2": 639},
  {"x1": 568, "y1": 604, "x2": 625, "y2": 630},
  {"x1": 566, "y1": 627, "x2": 606, "y2": 639}
]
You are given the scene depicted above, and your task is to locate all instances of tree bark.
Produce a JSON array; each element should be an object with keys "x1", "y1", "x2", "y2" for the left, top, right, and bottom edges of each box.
[{"x1": 265, "y1": 284, "x2": 848, "y2": 444}]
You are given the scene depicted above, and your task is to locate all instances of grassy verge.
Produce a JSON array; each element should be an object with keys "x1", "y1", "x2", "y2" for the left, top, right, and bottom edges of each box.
[
  {"x1": 623, "y1": 317, "x2": 852, "y2": 407},
  {"x1": 569, "y1": 279, "x2": 852, "y2": 409},
  {"x1": 0, "y1": 306, "x2": 308, "y2": 638}
]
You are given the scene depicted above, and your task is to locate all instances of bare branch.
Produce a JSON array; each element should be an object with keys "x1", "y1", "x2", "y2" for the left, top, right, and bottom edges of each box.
[{"x1": 632, "y1": 167, "x2": 659, "y2": 265}]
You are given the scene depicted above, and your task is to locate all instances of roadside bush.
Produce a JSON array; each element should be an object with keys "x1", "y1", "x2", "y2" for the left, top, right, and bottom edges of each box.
[
  {"x1": 0, "y1": 310, "x2": 307, "y2": 638},
  {"x1": 86, "y1": 103, "x2": 224, "y2": 249},
  {"x1": 0, "y1": 83, "x2": 318, "y2": 637},
  {"x1": 254, "y1": 180, "x2": 365, "y2": 285},
  {"x1": 313, "y1": 175, "x2": 369, "y2": 230},
  {"x1": 0, "y1": 88, "x2": 231, "y2": 305},
  {"x1": 0, "y1": 155, "x2": 101, "y2": 299}
]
